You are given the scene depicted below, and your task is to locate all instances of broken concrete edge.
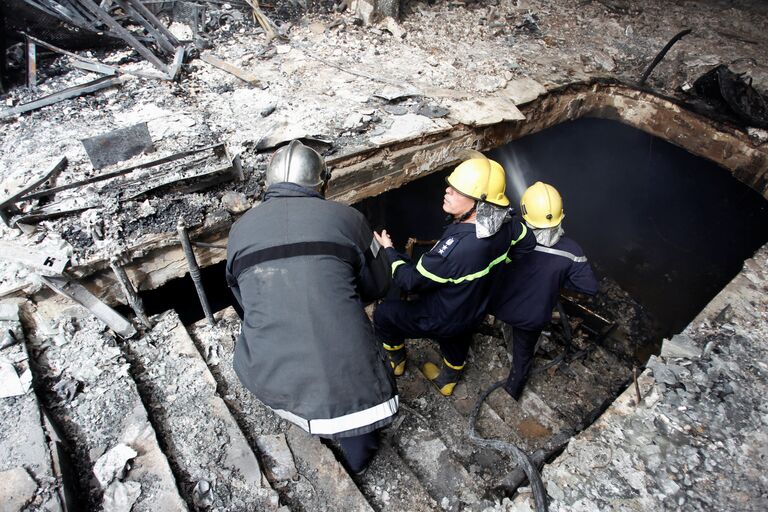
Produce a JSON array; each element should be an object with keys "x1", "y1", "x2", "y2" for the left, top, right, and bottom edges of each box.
[{"x1": 13, "y1": 79, "x2": 768, "y2": 312}]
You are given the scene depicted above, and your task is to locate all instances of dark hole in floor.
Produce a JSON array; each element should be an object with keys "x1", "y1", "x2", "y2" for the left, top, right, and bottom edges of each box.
[{"x1": 358, "y1": 118, "x2": 768, "y2": 358}]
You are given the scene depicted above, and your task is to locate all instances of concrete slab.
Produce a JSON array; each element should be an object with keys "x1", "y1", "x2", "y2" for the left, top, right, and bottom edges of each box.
[{"x1": 24, "y1": 312, "x2": 186, "y2": 512}]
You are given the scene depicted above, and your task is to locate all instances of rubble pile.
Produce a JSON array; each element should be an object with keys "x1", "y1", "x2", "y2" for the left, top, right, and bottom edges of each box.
[{"x1": 24, "y1": 312, "x2": 185, "y2": 511}]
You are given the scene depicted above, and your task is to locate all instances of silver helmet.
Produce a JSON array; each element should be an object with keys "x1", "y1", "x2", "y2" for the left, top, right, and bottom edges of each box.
[{"x1": 265, "y1": 140, "x2": 329, "y2": 189}]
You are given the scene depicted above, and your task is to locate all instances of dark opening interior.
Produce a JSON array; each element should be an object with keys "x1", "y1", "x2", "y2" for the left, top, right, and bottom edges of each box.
[{"x1": 134, "y1": 118, "x2": 768, "y2": 356}]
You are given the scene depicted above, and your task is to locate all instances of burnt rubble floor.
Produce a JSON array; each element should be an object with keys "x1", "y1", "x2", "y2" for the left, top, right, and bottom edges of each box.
[{"x1": 1, "y1": 1, "x2": 768, "y2": 511}]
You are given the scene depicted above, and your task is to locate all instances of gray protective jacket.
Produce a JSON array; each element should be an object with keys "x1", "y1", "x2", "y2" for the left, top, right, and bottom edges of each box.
[{"x1": 226, "y1": 183, "x2": 397, "y2": 438}]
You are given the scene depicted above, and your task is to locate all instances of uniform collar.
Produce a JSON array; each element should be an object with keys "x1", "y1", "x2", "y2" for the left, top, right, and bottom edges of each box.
[
  {"x1": 444, "y1": 222, "x2": 476, "y2": 235},
  {"x1": 264, "y1": 182, "x2": 325, "y2": 201}
]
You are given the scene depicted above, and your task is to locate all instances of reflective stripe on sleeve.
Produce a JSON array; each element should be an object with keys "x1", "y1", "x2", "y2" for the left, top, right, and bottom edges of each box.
[
  {"x1": 505, "y1": 223, "x2": 529, "y2": 263},
  {"x1": 391, "y1": 260, "x2": 406, "y2": 276},
  {"x1": 534, "y1": 245, "x2": 588, "y2": 262},
  {"x1": 511, "y1": 223, "x2": 528, "y2": 245},
  {"x1": 272, "y1": 395, "x2": 400, "y2": 435}
]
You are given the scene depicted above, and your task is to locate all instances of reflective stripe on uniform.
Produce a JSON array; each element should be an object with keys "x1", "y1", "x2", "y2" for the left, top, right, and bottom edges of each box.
[
  {"x1": 505, "y1": 223, "x2": 529, "y2": 263},
  {"x1": 534, "y1": 245, "x2": 588, "y2": 262},
  {"x1": 391, "y1": 260, "x2": 406, "y2": 276},
  {"x1": 416, "y1": 223, "x2": 528, "y2": 284},
  {"x1": 274, "y1": 395, "x2": 400, "y2": 436},
  {"x1": 416, "y1": 248, "x2": 509, "y2": 284}
]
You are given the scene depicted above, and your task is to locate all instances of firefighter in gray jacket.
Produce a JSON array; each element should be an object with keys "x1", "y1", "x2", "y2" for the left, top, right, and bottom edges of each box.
[{"x1": 226, "y1": 140, "x2": 397, "y2": 473}]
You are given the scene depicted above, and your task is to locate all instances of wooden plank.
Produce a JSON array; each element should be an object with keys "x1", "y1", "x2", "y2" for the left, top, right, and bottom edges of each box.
[{"x1": 200, "y1": 54, "x2": 261, "y2": 86}]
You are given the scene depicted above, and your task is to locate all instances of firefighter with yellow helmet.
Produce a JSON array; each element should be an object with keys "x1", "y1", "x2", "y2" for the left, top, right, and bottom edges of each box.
[
  {"x1": 373, "y1": 156, "x2": 535, "y2": 396},
  {"x1": 490, "y1": 181, "x2": 598, "y2": 400}
]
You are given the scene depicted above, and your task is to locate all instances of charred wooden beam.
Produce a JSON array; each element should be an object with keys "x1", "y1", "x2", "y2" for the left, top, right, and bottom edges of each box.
[{"x1": 0, "y1": 75, "x2": 124, "y2": 120}]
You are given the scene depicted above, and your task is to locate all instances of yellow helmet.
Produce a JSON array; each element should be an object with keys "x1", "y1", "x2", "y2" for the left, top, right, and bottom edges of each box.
[
  {"x1": 520, "y1": 181, "x2": 564, "y2": 228},
  {"x1": 446, "y1": 158, "x2": 510, "y2": 207}
]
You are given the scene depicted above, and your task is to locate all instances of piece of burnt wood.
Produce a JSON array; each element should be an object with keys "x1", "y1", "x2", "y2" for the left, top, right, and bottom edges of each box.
[
  {"x1": 200, "y1": 54, "x2": 261, "y2": 86},
  {"x1": 109, "y1": 257, "x2": 150, "y2": 327},
  {"x1": 12, "y1": 144, "x2": 242, "y2": 224},
  {"x1": 19, "y1": 144, "x2": 223, "y2": 202},
  {"x1": 0, "y1": 75, "x2": 124, "y2": 120},
  {"x1": 113, "y1": 0, "x2": 176, "y2": 55},
  {"x1": 122, "y1": 0, "x2": 181, "y2": 47}
]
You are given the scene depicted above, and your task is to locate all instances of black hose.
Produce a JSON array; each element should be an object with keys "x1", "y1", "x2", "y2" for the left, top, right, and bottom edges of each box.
[
  {"x1": 468, "y1": 381, "x2": 548, "y2": 512},
  {"x1": 638, "y1": 28, "x2": 693, "y2": 85}
]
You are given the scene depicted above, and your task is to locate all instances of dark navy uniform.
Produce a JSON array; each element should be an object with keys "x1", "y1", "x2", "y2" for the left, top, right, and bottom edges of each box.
[
  {"x1": 375, "y1": 214, "x2": 535, "y2": 367},
  {"x1": 490, "y1": 236, "x2": 598, "y2": 399}
]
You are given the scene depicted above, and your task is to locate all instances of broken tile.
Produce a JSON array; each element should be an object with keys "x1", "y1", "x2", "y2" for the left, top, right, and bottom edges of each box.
[{"x1": 93, "y1": 444, "x2": 138, "y2": 488}]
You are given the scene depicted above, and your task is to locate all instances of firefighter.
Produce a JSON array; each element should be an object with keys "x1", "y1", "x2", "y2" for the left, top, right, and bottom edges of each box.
[
  {"x1": 226, "y1": 140, "x2": 397, "y2": 474},
  {"x1": 490, "y1": 181, "x2": 599, "y2": 400},
  {"x1": 373, "y1": 156, "x2": 535, "y2": 396}
]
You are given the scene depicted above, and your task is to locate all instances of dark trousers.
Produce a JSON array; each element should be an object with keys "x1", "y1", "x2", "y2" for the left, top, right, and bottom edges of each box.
[
  {"x1": 504, "y1": 325, "x2": 542, "y2": 400},
  {"x1": 338, "y1": 430, "x2": 380, "y2": 474},
  {"x1": 373, "y1": 300, "x2": 473, "y2": 367}
]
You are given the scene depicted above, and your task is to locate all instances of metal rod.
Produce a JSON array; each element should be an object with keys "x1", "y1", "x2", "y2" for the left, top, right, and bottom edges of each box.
[
  {"x1": 26, "y1": 36, "x2": 37, "y2": 89},
  {"x1": 177, "y1": 217, "x2": 216, "y2": 326},
  {"x1": 109, "y1": 257, "x2": 151, "y2": 328}
]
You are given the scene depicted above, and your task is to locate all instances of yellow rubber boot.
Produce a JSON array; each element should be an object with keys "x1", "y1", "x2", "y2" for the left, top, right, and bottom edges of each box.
[
  {"x1": 421, "y1": 359, "x2": 464, "y2": 397},
  {"x1": 383, "y1": 343, "x2": 406, "y2": 377}
]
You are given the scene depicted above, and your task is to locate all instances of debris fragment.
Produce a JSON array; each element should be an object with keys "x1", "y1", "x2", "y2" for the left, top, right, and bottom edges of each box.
[
  {"x1": 0, "y1": 467, "x2": 37, "y2": 511},
  {"x1": 193, "y1": 479, "x2": 216, "y2": 508},
  {"x1": 93, "y1": 443, "x2": 138, "y2": 488},
  {"x1": 692, "y1": 65, "x2": 768, "y2": 128},
  {"x1": 0, "y1": 361, "x2": 32, "y2": 398},
  {"x1": 81, "y1": 123, "x2": 155, "y2": 171},
  {"x1": 0, "y1": 240, "x2": 70, "y2": 275},
  {"x1": 256, "y1": 433, "x2": 298, "y2": 482},
  {"x1": 660, "y1": 334, "x2": 701, "y2": 359},
  {"x1": 52, "y1": 376, "x2": 81, "y2": 404},
  {"x1": 102, "y1": 480, "x2": 142, "y2": 512}
]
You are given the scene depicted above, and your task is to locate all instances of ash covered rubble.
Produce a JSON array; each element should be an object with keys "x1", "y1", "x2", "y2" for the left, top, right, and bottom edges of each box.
[{"x1": 1, "y1": 0, "x2": 767, "y2": 297}]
